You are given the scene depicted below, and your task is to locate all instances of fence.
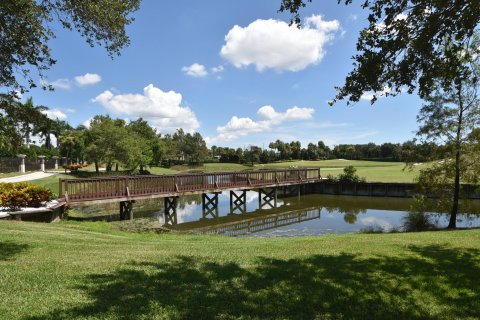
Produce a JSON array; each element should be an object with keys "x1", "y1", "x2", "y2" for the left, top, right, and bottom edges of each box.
[
  {"x1": 0, "y1": 156, "x2": 61, "y2": 173},
  {"x1": 0, "y1": 157, "x2": 18, "y2": 173}
]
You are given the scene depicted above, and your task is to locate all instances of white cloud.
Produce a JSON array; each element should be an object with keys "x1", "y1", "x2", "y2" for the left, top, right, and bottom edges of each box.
[
  {"x1": 182, "y1": 63, "x2": 208, "y2": 77},
  {"x1": 64, "y1": 108, "x2": 76, "y2": 113},
  {"x1": 207, "y1": 105, "x2": 314, "y2": 144},
  {"x1": 220, "y1": 15, "x2": 340, "y2": 72},
  {"x1": 41, "y1": 109, "x2": 67, "y2": 121},
  {"x1": 82, "y1": 117, "x2": 93, "y2": 129},
  {"x1": 211, "y1": 65, "x2": 225, "y2": 73},
  {"x1": 41, "y1": 78, "x2": 71, "y2": 90},
  {"x1": 92, "y1": 84, "x2": 200, "y2": 133},
  {"x1": 360, "y1": 87, "x2": 392, "y2": 101},
  {"x1": 74, "y1": 73, "x2": 102, "y2": 86}
]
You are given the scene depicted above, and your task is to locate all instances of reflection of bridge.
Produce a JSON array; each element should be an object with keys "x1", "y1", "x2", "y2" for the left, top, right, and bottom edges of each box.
[
  {"x1": 60, "y1": 169, "x2": 321, "y2": 219},
  {"x1": 166, "y1": 206, "x2": 322, "y2": 237}
]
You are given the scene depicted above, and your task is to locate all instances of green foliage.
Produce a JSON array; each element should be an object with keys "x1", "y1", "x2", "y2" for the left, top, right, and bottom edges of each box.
[
  {"x1": 337, "y1": 165, "x2": 366, "y2": 183},
  {"x1": 0, "y1": 0, "x2": 140, "y2": 92},
  {"x1": 279, "y1": 1, "x2": 480, "y2": 104},
  {"x1": 0, "y1": 182, "x2": 53, "y2": 209}
]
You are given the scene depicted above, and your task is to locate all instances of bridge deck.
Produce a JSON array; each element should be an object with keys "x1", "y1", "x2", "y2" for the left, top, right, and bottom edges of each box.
[{"x1": 60, "y1": 168, "x2": 321, "y2": 205}]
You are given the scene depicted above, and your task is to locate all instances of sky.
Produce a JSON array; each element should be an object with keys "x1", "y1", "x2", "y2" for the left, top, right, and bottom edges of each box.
[{"x1": 21, "y1": 0, "x2": 424, "y2": 148}]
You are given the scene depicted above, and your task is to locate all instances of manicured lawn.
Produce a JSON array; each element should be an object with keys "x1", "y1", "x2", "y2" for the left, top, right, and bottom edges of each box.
[
  {"x1": 258, "y1": 160, "x2": 421, "y2": 183},
  {"x1": 29, "y1": 173, "x2": 71, "y2": 196},
  {"x1": 0, "y1": 221, "x2": 479, "y2": 319}
]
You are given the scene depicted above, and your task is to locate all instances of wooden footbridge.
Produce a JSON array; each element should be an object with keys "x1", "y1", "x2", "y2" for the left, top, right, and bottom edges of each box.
[{"x1": 59, "y1": 168, "x2": 322, "y2": 220}]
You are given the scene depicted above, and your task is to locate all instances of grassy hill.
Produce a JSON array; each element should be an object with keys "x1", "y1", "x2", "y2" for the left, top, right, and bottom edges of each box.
[{"x1": 0, "y1": 220, "x2": 479, "y2": 319}]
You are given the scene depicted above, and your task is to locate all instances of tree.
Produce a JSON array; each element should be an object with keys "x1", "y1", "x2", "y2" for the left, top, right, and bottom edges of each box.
[
  {"x1": 415, "y1": 77, "x2": 480, "y2": 229},
  {"x1": 279, "y1": 0, "x2": 480, "y2": 104},
  {"x1": 0, "y1": 0, "x2": 140, "y2": 93}
]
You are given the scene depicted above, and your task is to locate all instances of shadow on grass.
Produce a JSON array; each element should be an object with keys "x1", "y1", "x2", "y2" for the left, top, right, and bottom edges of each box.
[
  {"x1": 30, "y1": 245, "x2": 480, "y2": 319},
  {"x1": 0, "y1": 241, "x2": 30, "y2": 261}
]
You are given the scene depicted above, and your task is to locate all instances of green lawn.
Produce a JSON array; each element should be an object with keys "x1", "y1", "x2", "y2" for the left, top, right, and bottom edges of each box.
[
  {"x1": 30, "y1": 173, "x2": 71, "y2": 196},
  {"x1": 0, "y1": 221, "x2": 479, "y2": 319}
]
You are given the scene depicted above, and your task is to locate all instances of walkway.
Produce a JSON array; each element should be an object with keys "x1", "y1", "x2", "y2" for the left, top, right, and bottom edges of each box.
[{"x1": 0, "y1": 172, "x2": 55, "y2": 183}]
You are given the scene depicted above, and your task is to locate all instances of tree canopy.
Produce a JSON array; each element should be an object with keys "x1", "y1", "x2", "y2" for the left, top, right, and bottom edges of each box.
[
  {"x1": 279, "y1": 0, "x2": 480, "y2": 104},
  {"x1": 0, "y1": 0, "x2": 140, "y2": 93}
]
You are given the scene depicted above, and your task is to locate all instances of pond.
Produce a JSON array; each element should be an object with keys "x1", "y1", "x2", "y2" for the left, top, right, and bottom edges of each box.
[{"x1": 71, "y1": 191, "x2": 480, "y2": 237}]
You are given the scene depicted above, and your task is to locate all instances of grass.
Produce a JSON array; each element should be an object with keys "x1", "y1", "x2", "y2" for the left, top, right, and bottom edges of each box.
[
  {"x1": 29, "y1": 174, "x2": 71, "y2": 196},
  {"x1": 0, "y1": 220, "x2": 479, "y2": 319}
]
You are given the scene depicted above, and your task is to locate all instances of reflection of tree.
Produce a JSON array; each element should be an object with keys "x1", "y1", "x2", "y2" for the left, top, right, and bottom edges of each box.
[
  {"x1": 325, "y1": 206, "x2": 367, "y2": 225},
  {"x1": 402, "y1": 212, "x2": 435, "y2": 232},
  {"x1": 343, "y1": 212, "x2": 358, "y2": 224}
]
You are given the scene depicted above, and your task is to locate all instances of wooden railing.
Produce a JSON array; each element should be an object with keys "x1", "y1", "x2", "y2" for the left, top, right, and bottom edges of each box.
[{"x1": 60, "y1": 168, "x2": 321, "y2": 202}]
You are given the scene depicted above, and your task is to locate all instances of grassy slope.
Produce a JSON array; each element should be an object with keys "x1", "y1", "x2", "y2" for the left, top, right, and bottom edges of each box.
[{"x1": 0, "y1": 221, "x2": 479, "y2": 319}]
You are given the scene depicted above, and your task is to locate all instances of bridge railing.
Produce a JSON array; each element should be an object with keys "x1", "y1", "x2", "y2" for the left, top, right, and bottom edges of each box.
[{"x1": 60, "y1": 168, "x2": 321, "y2": 202}]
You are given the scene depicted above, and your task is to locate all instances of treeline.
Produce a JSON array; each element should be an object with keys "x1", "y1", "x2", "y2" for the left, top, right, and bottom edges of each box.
[
  {"x1": 213, "y1": 140, "x2": 445, "y2": 164},
  {"x1": 2, "y1": 94, "x2": 445, "y2": 170},
  {"x1": 60, "y1": 116, "x2": 208, "y2": 172}
]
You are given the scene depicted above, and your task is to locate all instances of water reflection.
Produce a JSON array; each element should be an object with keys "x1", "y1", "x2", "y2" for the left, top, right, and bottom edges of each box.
[{"x1": 71, "y1": 192, "x2": 480, "y2": 237}]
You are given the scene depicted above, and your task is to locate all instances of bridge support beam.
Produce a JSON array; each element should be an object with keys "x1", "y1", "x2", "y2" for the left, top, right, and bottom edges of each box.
[
  {"x1": 119, "y1": 200, "x2": 135, "y2": 220},
  {"x1": 283, "y1": 185, "x2": 302, "y2": 198},
  {"x1": 258, "y1": 187, "x2": 277, "y2": 209},
  {"x1": 164, "y1": 197, "x2": 178, "y2": 225},
  {"x1": 229, "y1": 190, "x2": 247, "y2": 215},
  {"x1": 202, "y1": 192, "x2": 220, "y2": 218}
]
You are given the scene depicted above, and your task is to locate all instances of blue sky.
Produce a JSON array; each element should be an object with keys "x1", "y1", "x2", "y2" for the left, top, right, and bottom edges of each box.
[{"x1": 23, "y1": 0, "x2": 423, "y2": 148}]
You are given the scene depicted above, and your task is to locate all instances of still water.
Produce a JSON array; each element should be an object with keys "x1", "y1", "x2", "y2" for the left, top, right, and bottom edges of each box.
[{"x1": 72, "y1": 191, "x2": 480, "y2": 237}]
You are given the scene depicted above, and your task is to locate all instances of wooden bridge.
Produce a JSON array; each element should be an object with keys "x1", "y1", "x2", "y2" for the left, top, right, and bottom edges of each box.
[{"x1": 59, "y1": 168, "x2": 322, "y2": 220}]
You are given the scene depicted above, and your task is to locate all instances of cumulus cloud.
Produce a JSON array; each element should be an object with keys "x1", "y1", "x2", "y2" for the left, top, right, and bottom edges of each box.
[
  {"x1": 92, "y1": 84, "x2": 200, "y2": 133},
  {"x1": 41, "y1": 109, "x2": 67, "y2": 121},
  {"x1": 208, "y1": 105, "x2": 314, "y2": 143},
  {"x1": 75, "y1": 73, "x2": 102, "y2": 86},
  {"x1": 182, "y1": 63, "x2": 208, "y2": 77},
  {"x1": 220, "y1": 15, "x2": 340, "y2": 72}
]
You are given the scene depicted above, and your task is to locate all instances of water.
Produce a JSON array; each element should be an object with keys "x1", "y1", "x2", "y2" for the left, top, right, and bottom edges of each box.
[{"x1": 72, "y1": 192, "x2": 480, "y2": 237}]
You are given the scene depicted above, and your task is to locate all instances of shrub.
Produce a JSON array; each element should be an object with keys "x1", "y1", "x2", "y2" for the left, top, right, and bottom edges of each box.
[
  {"x1": 0, "y1": 182, "x2": 53, "y2": 210},
  {"x1": 338, "y1": 166, "x2": 366, "y2": 183}
]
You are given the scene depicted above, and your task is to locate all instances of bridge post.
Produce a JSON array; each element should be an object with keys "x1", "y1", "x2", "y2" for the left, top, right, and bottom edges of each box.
[
  {"x1": 202, "y1": 192, "x2": 220, "y2": 218},
  {"x1": 119, "y1": 200, "x2": 135, "y2": 220},
  {"x1": 258, "y1": 187, "x2": 277, "y2": 209},
  {"x1": 164, "y1": 197, "x2": 178, "y2": 225},
  {"x1": 229, "y1": 190, "x2": 247, "y2": 215}
]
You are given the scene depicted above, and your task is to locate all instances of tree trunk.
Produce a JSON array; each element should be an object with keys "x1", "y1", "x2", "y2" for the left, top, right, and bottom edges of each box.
[
  {"x1": 449, "y1": 88, "x2": 465, "y2": 229},
  {"x1": 95, "y1": 161, "x2": 99, "y2": 173},
  {"x1": 448, "y1": 150, "x2": 461, "y2": 229},
  {"x1": 115, "y1": 163, "x2": 119, "y2": 172}
]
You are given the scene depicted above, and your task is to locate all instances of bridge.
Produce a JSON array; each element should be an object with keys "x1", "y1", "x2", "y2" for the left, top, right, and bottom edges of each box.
[{"x1": 59, "y1": 168, "x2": 322, "y2": 220}]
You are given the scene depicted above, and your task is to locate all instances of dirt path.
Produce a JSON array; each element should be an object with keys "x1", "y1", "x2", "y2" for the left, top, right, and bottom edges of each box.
[{"x1": 0, "y1": 172, "x2": 56, "y2": 183}]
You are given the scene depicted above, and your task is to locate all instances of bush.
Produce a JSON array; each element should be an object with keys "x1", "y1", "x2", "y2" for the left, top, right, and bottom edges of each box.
[
  {"x1": 0, "y1": 182, "x2": 53, "y2": 210},
  {"x1": 338, "y1": 166, "x2": 366, "y2": 183}
]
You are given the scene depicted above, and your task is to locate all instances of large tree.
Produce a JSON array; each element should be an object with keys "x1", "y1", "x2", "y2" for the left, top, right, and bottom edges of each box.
[
  {"x1": 279, "y1": 0, "x2": 480, "y2": 103},
  {"x1": 415, "y1": 75, "x2": 480, "y2": 228},
  {"x1": 0, "y1": 0, "x2": 140, "y2": 93}
]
